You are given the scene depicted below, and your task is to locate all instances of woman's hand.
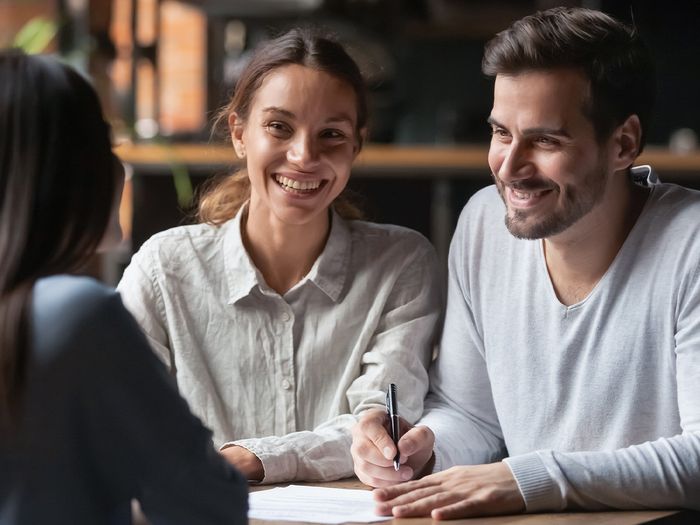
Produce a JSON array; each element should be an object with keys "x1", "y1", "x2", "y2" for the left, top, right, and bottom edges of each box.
[{"x1": 220, "y1": 445, "x2": 264, "y2": 482}]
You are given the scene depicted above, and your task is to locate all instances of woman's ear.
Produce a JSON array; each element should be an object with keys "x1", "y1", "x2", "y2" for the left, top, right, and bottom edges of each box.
[
  {"x1": 612, "y1": 114, "x2": 642, "y2": 171},
  {"x1": 229, "y1": 112, "x2": 246, "y2": 159},
  {"x1": 354, "y1": 127, "x2": 368, "y2": 158}
]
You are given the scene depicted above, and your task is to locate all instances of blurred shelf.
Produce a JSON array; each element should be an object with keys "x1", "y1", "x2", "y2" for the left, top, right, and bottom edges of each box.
[
  {"x1": 115, "y1": 143, "x2": 700, "y2": 179},
  {"x1": 115, "y1": 142, "x2": 700, "y2": 267},
  {"x1": 115, "y1": 142, "x2": 238, "y2": 169}
]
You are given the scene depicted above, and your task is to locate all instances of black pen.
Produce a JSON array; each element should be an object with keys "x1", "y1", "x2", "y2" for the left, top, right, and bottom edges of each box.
[{"x1": 385, "y1": 383, "x2": 400, "y2": 471}]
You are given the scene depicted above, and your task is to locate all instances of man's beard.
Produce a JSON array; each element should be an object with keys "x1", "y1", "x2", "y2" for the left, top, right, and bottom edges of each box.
[{"x1": 495, "y1": 161, "x2": 608, "y2": 240}]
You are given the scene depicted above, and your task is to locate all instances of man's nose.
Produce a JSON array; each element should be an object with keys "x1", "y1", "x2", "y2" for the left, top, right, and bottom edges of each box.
[{"x1": 496, "y1": 141, "x2": 533, "y2": 183}]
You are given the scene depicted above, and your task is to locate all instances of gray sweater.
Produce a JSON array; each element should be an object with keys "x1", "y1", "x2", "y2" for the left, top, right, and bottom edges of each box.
[
  {"x1": 421, "y1": 171, "x2": 700, "y2": 511},
  {"x1": 1, "y1": 276, "x2": 247, "y2": 524}
]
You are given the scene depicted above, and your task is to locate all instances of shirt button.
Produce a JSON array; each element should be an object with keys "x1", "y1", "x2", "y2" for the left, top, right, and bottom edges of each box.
[
  {"x1": 282, "y1": 312, "x2": 291, "y2": 322},
  {"x1": 281, "y1": 379, "x2": 292, "y2": 390}
]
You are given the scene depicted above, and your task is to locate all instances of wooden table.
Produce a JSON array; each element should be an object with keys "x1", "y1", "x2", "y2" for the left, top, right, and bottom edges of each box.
[{"x1": 249, "y1": 479, "x2": 692, "y2": 525}]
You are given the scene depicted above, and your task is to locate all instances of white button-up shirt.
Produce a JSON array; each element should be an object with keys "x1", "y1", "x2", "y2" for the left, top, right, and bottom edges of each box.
[{"x1": 117, "y1": 206, "x2": 442, "y2": 483}]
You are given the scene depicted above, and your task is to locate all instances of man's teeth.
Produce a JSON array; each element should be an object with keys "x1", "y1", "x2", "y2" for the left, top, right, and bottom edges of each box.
[
  {"x1": 275, "y1": 175, "x2": 321, "y2": 191},
  {"x1": 513, "y1": 189, "x2": 547, "y2": 199}
]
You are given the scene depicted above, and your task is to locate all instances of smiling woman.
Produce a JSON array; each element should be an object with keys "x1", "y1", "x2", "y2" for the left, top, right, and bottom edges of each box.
[
  {"x1": 200, "y1": 28, "x2": 367, "y2": 228},
  {"x1": 230, "y1": 63, "x2": 360, "y2": 258},
  {"x1": 117, "y1": 28, "x2": 443, "y2": 485}
]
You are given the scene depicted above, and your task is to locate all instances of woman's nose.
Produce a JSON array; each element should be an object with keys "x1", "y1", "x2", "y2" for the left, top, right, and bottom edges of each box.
[{"x1": 287, "y1": 133, "x2": 320, "y2": 169}]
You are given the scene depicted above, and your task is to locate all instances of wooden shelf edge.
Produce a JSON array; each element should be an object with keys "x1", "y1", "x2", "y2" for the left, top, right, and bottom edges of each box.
[{"x1": 114, "y1": 143, "x2": 700, "y2": 177}]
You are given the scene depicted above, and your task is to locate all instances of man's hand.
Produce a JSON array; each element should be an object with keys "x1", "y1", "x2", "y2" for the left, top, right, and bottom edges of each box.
[
  {"x1": 220, "y1": 445, "x2": 264, "y2": 482},
  {"x1": 373, "y1": 462, "x2": 525, "y2": 519},
  {"x1": 351, "y1": 408, "x2": 435, "y2": 487}
]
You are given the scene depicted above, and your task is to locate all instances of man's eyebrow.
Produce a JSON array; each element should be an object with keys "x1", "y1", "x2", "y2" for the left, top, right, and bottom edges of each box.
[
  {"x1": 487, "y1": 116, "x2": 502, "y2": 128},
  {"x1": 523, "y1": 126, "x2": 571, "y2": 138},
  {"x1": 487, "y1": 116, "x2": 571, "y2": 138}
]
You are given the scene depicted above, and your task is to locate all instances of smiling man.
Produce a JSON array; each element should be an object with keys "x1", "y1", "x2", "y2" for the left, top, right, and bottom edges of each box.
[{"x1": 351, "y1": 6, "x2": 700, "y2": 518}]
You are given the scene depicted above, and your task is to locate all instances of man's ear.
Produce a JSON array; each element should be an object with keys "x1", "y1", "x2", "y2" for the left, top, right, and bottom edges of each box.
[
  {"x1": 229, "y1": 112, "x2": 246, "y2": 159},
  {"x1": 612, "y1": 114, "x2": 642, "y2": 171}
]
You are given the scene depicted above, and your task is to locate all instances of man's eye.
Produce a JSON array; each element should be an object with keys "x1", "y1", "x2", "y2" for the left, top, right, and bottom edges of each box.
[
  {"x1": 536, "y1": 136, "x2": 559, "y2": 146},
  {"x1": 490, "y1": 127, "x2": 510, "y2": 139}
]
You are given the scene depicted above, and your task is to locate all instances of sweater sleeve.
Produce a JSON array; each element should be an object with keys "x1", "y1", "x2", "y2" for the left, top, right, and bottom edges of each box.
[
  {"x1": 229, "y1": 240, "x2": 442, "y2": 483},
  {"x1": 505, "y1": 263, "x2": 700, "y2": 512},
  {"x1": 418, "y1": 215, "x2": 508, "y2": 472},
  {"x1": 78, "y1": 289, "x2": 248, "y2": 524}
]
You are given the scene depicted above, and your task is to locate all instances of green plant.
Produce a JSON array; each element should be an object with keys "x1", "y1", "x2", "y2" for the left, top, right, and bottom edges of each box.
[
  {"x1": 11, "y1": 16, "x2": 194, "y2": 209},
  {"x1": 168, "y1": 154, "x2": 195, "y2": 208},
  {"x1": 12, "y1": 17, "x2": 57, "y2": 54}
]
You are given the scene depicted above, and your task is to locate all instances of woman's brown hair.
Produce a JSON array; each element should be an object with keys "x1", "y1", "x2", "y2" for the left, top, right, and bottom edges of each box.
[
  {"x1": 0, "y1": 52, "x2": 115, "y2": 429},
  {"x1": 198, "y1": 27, "x2": 368, "y2": 225}
]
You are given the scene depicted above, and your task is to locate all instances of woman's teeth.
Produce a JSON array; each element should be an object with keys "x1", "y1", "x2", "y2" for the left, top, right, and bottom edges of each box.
[{"x1": 275, "y1": 175, "x2": 321, "y2": 191}]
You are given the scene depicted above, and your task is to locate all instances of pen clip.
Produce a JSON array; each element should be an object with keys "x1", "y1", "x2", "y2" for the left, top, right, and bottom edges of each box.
[
  {"x1": 386, "y1": 383, "x2": 400, "y2": 471},
  {"x1": 386, "y1": 383, "x2": 398, "y2": 416}
]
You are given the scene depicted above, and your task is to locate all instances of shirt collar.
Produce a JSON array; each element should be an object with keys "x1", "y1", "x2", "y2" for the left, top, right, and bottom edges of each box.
[
  {"x1": 222, "y1": 203, "x2": 263, "y2": 304},
  {"x1": 305, "y1": 207, "x2": 351, "y2": 303},
  {"x1": 222, "y1": 204, "x2": 352, "y2": 304},
  {"x1": 630, "y1": 164, "x2": 660, "y2": 186}
]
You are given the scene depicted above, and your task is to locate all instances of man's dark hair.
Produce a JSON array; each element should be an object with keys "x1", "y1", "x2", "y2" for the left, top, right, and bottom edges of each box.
[{"x1": 482, "y1": 7, "x2": 655, "y2": 152}]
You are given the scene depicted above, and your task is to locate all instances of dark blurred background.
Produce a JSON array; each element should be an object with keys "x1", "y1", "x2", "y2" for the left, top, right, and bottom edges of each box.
[{"x1": 3, "y1": 0, "x2": 700, "y2": 280}]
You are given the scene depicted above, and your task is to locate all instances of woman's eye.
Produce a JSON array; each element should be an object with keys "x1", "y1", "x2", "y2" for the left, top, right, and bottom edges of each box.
[
  {"x1": 266, "y1": 121, "x2": 291, "y2": 136},
  {"x1": 321, "y1": 129, "x2": 346, "y2": 140}
]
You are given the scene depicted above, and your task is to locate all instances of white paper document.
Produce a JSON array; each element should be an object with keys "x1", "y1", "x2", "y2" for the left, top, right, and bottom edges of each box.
[{"x1": 248, "y1": 484, "x2": 392, "y2": 523}]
